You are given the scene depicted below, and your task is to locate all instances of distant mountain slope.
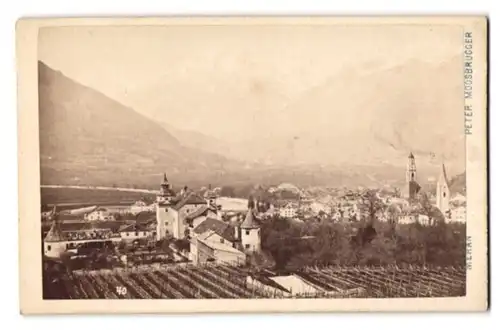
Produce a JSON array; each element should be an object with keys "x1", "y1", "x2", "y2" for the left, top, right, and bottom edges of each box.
[
  {"x1": 449, "y1": 172, "x2": 466, "y2": 194},
  {"x1": 129, "y1": 56, "x2": 465, "y2": 171},
  {"x1": 160, "y1": 122, "x2": 233, "y2": 157},
  {"x1": 38, "y1": 61, "x2": 238, "y2": 187}
]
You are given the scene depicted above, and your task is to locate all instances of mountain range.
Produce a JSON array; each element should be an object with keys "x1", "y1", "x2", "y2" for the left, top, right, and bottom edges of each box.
[
  {"x1": 126, "y1": 56, "x2": 465, "y2": 170},
  {"x1": 38, "y1": 61, "x2": 243, "y2": 188},
  {"x1": 38, "y1": 61, "x2": 465, "y2": 191}
]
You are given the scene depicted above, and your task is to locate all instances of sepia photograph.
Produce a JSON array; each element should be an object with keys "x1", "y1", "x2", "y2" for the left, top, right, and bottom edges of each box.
[{"x1": 17, "y1": 16, "x2": 488, "y2": 313}]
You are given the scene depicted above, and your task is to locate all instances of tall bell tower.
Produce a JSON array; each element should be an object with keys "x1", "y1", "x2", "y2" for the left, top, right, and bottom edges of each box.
[
  {"x1": 156, "y1": 173, "x2": 175, "y2": 240},
  {"x1": 403, "y1": 152, "x2": 421, "y2": 201},
  {"x1": 406, "y1": 152, "x2": 417, "y2": 183}
]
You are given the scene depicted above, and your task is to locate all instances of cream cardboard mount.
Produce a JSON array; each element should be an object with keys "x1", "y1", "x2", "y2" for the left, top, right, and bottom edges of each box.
[{"x1": 17, "y1": 16, "x2": 488, "y2": 314}]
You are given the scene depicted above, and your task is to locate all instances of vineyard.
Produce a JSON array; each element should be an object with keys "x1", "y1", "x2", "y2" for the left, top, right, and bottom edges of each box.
[{"x1": 44, "y1": 264, "x2": 466, "y2": 299}]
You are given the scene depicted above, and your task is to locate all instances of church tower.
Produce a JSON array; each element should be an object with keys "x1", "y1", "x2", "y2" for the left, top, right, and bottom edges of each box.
[
  {"x1": 43, "y1": 210, "x2": 66, "y2": 258},
  {"x1": 204, "y1": 184, "x2": 217, "y2": 208},
  {"x1": 436, "y1": 163, "x2": 450, "y2": 214},
  {"x1": 403, "y1": 152, "x2": 421, "y2": 201},
  {"x1": 157, "y1": 173, "x2": 175, "y2": 204},
  {"x1": 406, "y1": 152, "x2": 417, "y2": 183},
  {"x1": 240, "y1": 207, "x2": 261, "y2": 253},
  {"x1": 156, "y1": 173, "x2": 176, "y2": 241}
]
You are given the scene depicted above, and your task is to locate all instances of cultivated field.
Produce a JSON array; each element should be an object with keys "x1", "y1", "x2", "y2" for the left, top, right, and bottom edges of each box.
[
  {"x1": 41, "y1": 187, "x2": 155, "y2": 207},
  {"x1": 44, "y1": 264, "x2": 466, "y2": 299}
]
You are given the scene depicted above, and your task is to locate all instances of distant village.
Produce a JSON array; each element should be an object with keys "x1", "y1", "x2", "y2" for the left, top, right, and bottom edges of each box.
[{"x1": 41, "y1": 153, "x2": 466, "y2": 268}]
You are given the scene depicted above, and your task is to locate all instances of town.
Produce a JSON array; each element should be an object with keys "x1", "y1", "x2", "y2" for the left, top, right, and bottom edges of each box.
[{"x1": 41, "y1": 153, "x2": 467, "y2": 299}]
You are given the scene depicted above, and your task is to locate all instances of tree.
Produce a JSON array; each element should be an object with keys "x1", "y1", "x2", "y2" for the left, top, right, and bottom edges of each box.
[
  {"x1": 418, "y1": 193, "x2": 444, "y2": 226},
  {"x1": 386, "y1": 204, "x2": 401, "y2": 235},
  {"x1": 357, "y1": 190, "x2": 386, "y2": 226}
]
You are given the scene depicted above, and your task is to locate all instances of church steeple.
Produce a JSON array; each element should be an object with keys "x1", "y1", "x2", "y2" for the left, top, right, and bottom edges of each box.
[
  {"x1": 406, "y1": 152, "x2": 417, "y2": 183},
  {"x1": 157, "y1": 173, "x2": 175, "y2": 204},
  {"x1": 241, "y1": 207, "x2": 261, "y2": 253},
  {"x1": 403, "y1": 151, "x2": 421, "y2": 201},
  {"x1": 436, "y1": 163, "x2": 450, "y2": 214},
  {"x1": 45, "y1": 211, "x2": 64, "y2": 242}
]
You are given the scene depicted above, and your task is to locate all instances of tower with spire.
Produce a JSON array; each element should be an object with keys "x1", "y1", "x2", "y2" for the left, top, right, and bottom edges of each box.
[
  {"x1": 43, "y1": 210, "x2": 66, "y2": 258},
  {"x1": 406, "y1": 152, "x2": 417, "y2": 182},
  {"x1": 403, "y1": 152, "x2": 421, "y2": 201},
  {"x1": 156, "y1": 173, "x2": 176, "y2": 240},
  {"x1": 157, "y1": 173, "x2": 175, "y2": 204},
  {"x1": 240, "y1": 206, "x2": 261, "y2": 253},
  {"x1": 436, "y1": 163, "x2": 450, "y2": 214},
  {"x1": 203, "y1": 183, "x2": 217, "y2": 208}
]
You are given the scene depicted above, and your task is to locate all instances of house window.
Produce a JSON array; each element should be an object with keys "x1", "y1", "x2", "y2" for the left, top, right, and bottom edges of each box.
[
  {"x1": 126, "y1": 232, "x2": 129, "y2": 237},
  {"x1": 245, "y1": 244, "x2": 250, "y2": 249},
  {"x1": 47, "y1": 245, "x2": 51, "y2": 251},
  {"x1": 135, "y1": 232, "x2": 139, "y2": 237},
  {"x1": 220, "y1": 238, "x2": 224, "y2": 243},
  {"x1": 246, "y1": 230, "x2": 250, "y2": 235}
]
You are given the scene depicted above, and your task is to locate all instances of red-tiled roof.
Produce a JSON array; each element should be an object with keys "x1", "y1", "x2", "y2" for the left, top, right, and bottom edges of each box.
[{"x1": 193, "y1": 217, "x2": 236, "y2": 242}]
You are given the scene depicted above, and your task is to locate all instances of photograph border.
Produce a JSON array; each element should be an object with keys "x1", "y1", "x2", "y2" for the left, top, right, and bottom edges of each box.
[{"x1": 17, "y1": 16, "x2": 488, "y2": 314}]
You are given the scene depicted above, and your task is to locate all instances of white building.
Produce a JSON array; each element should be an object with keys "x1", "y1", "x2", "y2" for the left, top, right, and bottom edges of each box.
[
  {"x1": 43, "y1": 218, "x2": 120, "y2": 258},
  {"x1": 449, "y1": 206, "x2": 466, "y2": 223},
  {"x1": 190, "y1": 217, "x2": 245, "y2": 265},
  {"x1": 156, "y1": 174, "x2": 222, "y2": 240},
  {"x1": 279, "y1": 203, "x2": 297, "y2": 218},
  {"x1": 84, "y1": 208, "x2": 115, "y2": 221},
  {"x1": 130, "y1": 200, "x2": 155, "y2": 214},
  {"x1": 309, "y1": 202, "x2": 329, "y2": 215},
  {"x1": 241, "y1": 209, "x2": 261, "y2": 253},
  {"x1": 118, "y1": 223, "x2": 155, "y2": 241}
]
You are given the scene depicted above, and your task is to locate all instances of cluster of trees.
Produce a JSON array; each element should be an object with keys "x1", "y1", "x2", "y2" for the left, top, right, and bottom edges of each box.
[
  {"x1": 258, "y1": 190, "x2": 465, "y2": 271},
  {"x1": 260, "y1": 216, "x2": 466, "y2": 271}
]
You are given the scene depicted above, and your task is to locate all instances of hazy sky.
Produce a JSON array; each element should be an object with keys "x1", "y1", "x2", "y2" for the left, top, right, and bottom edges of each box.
[{"x1": 38, "y1": 24, "x2": 465, "y2": 169}]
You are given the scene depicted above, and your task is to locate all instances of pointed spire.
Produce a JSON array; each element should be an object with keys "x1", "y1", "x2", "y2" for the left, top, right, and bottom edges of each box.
[
  {"x1": 439, "y1": 163, "x2": 449, "y2": 185},
  {"x1": 241, "y1": 208, "x2": 259, "y2": 229},
  {"x1": 409, "y1": 152, "x2": 415, "y2": 159},
  {"x1": 45, "y1": 213, "x2": 64, "y2": 242},
  {"x1": 163, "y1": 173, "x2": 168, "y2": 183}
]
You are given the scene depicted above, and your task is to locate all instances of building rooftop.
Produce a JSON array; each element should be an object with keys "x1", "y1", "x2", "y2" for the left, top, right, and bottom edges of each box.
[
  {"x1": 270, "y1": 275, "x2": 321, "y2": 295},
  {"x1": 193, "y1": 217, "x2": 236, "y2": 242},
  {"x1": 44, "y1": 219, "x2": 65, "y2": 242},
  {"x1": 195, "y1": 237, "x2": 245, "y2": 257},
  {"x1": 172, "y1": 192, "x2": 207, "y2": 210},
  {"x1": 185, "y1": 205, "x2": 210, "y2": 221},
  {"x1": 241, "y1": 209, "x2": 260, "y2": 229},
  {"x1": 438, "y1": 163, "x2": 450, "y2": 186},
  {"x1": 118, "y1": 222, "x2": 152, "y2": 233}
]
